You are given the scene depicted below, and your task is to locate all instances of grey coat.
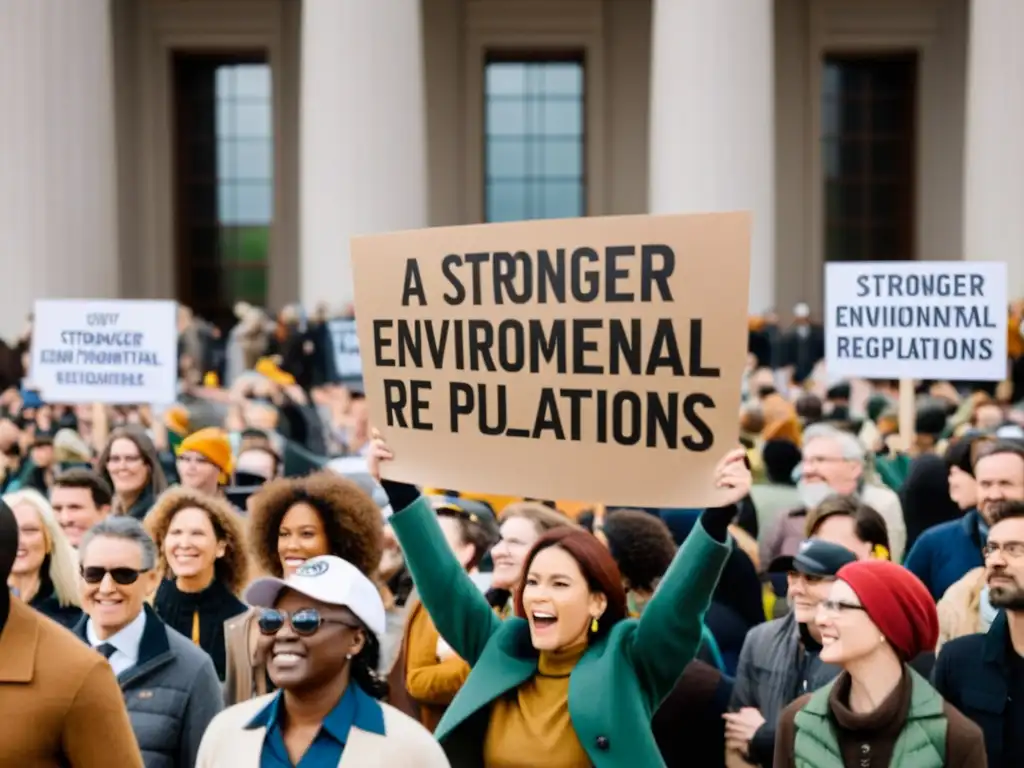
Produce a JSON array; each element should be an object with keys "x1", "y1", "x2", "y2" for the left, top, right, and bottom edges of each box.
[
  {"x1": 73, "y1": 604, "x2": 223, "y2": 768},
  {"x1": 728, "y1": 612, "x2": 840, "y2": 766}
]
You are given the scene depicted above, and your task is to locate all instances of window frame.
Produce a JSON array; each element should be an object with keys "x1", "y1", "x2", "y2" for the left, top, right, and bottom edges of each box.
[{"x1": 482, "y1": 51, "x2": 587, "y2": 223}]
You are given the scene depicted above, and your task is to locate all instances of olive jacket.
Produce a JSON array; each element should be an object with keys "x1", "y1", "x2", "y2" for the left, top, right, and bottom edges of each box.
[{"x1": 389, "y1": 495, "x2": 731, "y2": 768}]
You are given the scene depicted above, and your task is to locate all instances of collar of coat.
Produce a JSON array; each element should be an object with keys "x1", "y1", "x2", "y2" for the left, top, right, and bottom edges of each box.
[{"x1": 72, "y1": 603, "x2": 171, "y2": 669}]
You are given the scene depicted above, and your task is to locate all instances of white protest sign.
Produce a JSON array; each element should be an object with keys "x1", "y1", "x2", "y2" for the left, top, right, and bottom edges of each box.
[
  {"x1": 31, "y1": 300, "x2": 178, "y2": 404},
  {"x1": 327, "y1": 317, "x2": 362, "y2": 380},
  {"x1": 826, "y1": 261, "x2": 1007, "y2": 381}
]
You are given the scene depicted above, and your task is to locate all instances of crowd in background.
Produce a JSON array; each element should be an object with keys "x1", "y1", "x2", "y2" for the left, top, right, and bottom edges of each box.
[{"x1": 1, "y1": 296, "x2": 1024, "y2": 767}]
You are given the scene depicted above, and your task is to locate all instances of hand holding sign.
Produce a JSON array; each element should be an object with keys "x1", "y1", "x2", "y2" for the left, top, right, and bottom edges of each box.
[
  {"x1": 367, "y1": 429, "x2": 393, "y2": 485},
  {"x1": 712, "y1": 448, "x2": 753, "y2": 508}
]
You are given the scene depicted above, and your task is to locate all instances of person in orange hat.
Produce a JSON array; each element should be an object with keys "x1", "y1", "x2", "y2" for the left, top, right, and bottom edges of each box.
[{"x1": 176, "y1": 427, "x2": 233, "y2": 498}]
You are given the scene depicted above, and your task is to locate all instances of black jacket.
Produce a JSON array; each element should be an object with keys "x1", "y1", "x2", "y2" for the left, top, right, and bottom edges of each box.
[
  {"x1": 933, "y1": 611, "x2": 1014, "y2": 766},
  {"x1": 72, "y1": 604, "x2": 223, "y2": 768}
]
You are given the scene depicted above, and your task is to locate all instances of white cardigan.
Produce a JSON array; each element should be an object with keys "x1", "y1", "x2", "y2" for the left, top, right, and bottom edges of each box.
[{"x1": 196, "y1": 693, "x2": 451, "y2": 768}]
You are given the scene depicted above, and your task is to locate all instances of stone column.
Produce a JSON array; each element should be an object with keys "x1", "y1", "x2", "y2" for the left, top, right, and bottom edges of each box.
[
  {"x1": 963, "y1": 0, "x2": 1024, "y2": 298},
  {"x1": 648, "y1": 0, "x2": 775, "y2": 313},
  {"x1": 299, "y1": 0, "x2": 428, "y2": 311},
  {"x1": 0, "y1": 0, "x2": 119, "y2": 340}
]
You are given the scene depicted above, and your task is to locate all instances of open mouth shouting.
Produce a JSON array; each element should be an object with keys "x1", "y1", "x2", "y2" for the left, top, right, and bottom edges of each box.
[{"x1": 530, "y1": 611, "x2": 558, "y2": 632}]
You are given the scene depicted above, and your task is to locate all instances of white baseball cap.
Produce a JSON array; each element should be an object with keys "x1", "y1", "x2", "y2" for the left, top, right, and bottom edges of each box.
[{"x1": 244, "y1": 555, "x2": 386, "y2": 637}]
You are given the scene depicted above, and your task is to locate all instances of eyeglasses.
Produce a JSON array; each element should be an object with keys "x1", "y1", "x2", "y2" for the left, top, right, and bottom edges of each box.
[
  {"x1": 818, "y1": 599, "x2": 865, "y2": 615},
  {"x1": 80, "y1": 566, "x2": 150, "y2": 585},
  {"x1": 257, "y1": 608, "x2": 361, "y2": 637},
  {"x1": 982, "y1": 541, "x2": 1024, "y2": 560}
]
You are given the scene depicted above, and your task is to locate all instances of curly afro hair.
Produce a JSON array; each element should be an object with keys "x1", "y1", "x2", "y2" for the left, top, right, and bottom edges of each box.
[
  {"x1": 247, "y1": 471, "x2": 383, "y2": 579},
  {"x1": 601, "y1": 509, "x2": 676, "y2": 593},
  {"x1": 144, "y1": 487, "x2": 250, "y2": 596}
]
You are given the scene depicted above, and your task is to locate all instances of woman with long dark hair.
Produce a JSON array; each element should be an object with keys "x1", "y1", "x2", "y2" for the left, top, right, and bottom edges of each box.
[
  {"x1": 98, "y1": 426, "x2": 168, "y2": 520},
  {"x1": 368, "y1": 432, "x2": 747, "y2": 767}
]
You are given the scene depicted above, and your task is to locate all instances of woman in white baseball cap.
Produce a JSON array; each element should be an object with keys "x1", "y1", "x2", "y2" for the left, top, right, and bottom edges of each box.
[{"x1": 196, "y1": 555, "x2": 449, "y2": 767}]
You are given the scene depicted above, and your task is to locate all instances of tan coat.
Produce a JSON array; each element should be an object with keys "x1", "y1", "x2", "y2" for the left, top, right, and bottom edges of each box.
[
  {"x1": 196, "y1": 692, "x2": 451, "y2": 767},
  {"x1": 936, "y1": 567, "x2": 987, "y2": 653},
  {"x1": 0, "y1": 598, "x2": 143, "y2": 767},
  {"x1": 223, "y1": 607, "x2": 269, "y2": 706}
]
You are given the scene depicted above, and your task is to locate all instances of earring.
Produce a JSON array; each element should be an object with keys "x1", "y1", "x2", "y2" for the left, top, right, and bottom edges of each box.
[
  {"x1": 880, "y1": 636, "x2": 886, "y2": 644},
  {"x1": 346, "y1": 653, "x2": 353, "y2": 660},
  {"x1": 590, "y1": 617, "x2": 599, "y2": 633}
]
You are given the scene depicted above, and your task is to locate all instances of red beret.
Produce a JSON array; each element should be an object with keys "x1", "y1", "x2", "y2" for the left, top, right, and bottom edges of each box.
[{"x1": 836, "y1": 560, "x2": 938, "y2": 660}]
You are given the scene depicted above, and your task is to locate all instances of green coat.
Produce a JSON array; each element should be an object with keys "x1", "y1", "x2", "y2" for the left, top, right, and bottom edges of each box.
[
  {"x1": 793, "y1": 669, "x2": 947, "y2": 768},
  {"x1": 388, "y1": 496, "x2": 731, "y2": 768}
]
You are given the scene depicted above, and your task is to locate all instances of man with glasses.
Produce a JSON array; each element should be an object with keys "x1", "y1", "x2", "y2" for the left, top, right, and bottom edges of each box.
[
  {"x1": 934, "y1": 498, "x2": 1024, "y2": 767},
  {"x1": 71, "y1": 515, "x2": 222, "y2": 768},
  {"x1": 196, "y1": 555, "x2": 448, "y2": 767},
  {"x1": 0, "y1": 499, "x2": 142, "y2": 766},
  {"x1": 724, "y1": 539, "x2": 857, "y2": 766}
]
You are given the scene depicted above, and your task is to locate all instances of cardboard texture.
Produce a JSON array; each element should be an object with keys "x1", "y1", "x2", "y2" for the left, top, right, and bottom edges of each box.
[{"x1": 351, "y1": 212, "x2": 751, "y2": 508}]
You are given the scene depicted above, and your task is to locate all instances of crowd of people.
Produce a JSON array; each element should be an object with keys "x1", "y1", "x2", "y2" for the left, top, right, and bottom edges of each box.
[{"x1": 1, "y1": 299, "x2": 1024, "y2": 767}]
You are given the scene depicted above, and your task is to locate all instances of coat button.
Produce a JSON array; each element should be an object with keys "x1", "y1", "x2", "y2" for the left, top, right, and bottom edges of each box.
[{"x1": 596, "y1": 736, "x2": 610, "y2": 750}]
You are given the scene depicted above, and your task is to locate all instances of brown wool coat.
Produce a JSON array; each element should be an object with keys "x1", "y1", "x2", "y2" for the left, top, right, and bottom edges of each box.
[
  {"x1": 223, "y1": 607, "x2": 270, "y2": 706},
  {"x1": 0, "y1": 598, "x2": 143, "y2": 767}
]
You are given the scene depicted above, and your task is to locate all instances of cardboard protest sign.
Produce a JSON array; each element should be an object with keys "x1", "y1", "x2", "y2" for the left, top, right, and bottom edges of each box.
[
  {"x1": 825, "y1": 261, "x2": 1008, "y2": 381},
  {"x1": 351, "y1": 212, "x2": 751, "y2": 508},
  {"x1": 31, "y1": 300, "x2": 178, "y2": 404}
]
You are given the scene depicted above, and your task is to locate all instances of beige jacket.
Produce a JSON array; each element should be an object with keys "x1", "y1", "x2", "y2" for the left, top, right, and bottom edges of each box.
[
  {"x1": 936, "y1": 566, "x2": 987, "y2": 653},
  {"x1": 197, "y1": 692, "x2": 451, "y2": 767}
]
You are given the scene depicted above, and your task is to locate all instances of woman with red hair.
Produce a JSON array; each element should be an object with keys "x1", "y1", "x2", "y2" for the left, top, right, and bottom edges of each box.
[{"x1": 368, "y1": 432, "x2": 748, "y2": 768}]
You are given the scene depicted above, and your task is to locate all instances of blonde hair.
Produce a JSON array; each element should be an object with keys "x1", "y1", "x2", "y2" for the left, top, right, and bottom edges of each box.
[{"x1": 3, "y1": 488, "x2": 81, "y2": 608}]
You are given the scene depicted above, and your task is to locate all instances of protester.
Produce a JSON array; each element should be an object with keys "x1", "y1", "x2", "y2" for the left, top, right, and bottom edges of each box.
[
  {"x1": 175, "y1": 427, "x2": 234, "y2": 498},
  {"x1": 4, "y1": 487, "x2": 82, "y2": 628},
  {"x1": 906, "y1": 440, "x2": 1024, "y2": 599},
  {"x1": 485, "y1": 501, "x2": 577, "y2": 617},
  {"x1": 99, "y1": 426, "x2": 169, "y2": 519},
  {"x1": 145, "y1": 487, "x2": 249, "y2": 681},
  {"x1": 73, "y1": 516, "x2": 222, "y2": 767},
  {"x1": 652, "y1": 660, "x2": 734, "y2": 767},
  {"x1": 196, "y1": 555, "x2": 449, "y2": 766},
  {"x1": 224, "y1": 471, "x2": 383, "y2": 704},
  {"x1": 392, "y1": 497, "x2": 497, "y2": 732},
  {"x1": 935, "y1": 563, "x2": 992, "y2": 652},
  {"x1": 775, "y1": 560, "x2": 985, "y2": 767},
  {"x1": 371, "y1": 433, "x2": 745, "y2": 767},
  {"x1": 0, "y1": 500, "x2": 143, "y2": 767},
  {"x1": 933, "y1": 499, "x2": 1024, "y2": 765},
  {"x1": 900, "y1": 452, "x2": 964, "y2": 552},
  {"x1": 49, "y1": 467, "x2": 113, "y2": 548},
  {"x1": 725, "y1": 539, "x2": 854, "y2": 766}
]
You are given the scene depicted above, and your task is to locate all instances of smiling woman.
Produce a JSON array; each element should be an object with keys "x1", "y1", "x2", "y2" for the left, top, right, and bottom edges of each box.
[
  {"x1": 223, "y1": 471, "x2": 385, "y2": 706},
  {"x1": 369, "y1": 432, "x2": 746, "y2": 768},
  {"x1": 145, "y1": 487, "x2": 249, "y2": 680}
]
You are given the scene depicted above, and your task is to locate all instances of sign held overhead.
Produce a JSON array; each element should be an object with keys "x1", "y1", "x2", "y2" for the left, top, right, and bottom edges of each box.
[{"x1": 352, "y1": 212, "x2": 751, "y2": 508}]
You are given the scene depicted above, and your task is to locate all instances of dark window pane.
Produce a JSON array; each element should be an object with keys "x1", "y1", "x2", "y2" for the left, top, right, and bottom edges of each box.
[
  {"x1": 821, "y1": 54, "x2": 916, "y2": 262},
  {"x1": 484, "y1": 57, "x2": 585, "y2": 222},
  {"x1": 174, "y1": 55, "x2": 272, "y2": 329}
]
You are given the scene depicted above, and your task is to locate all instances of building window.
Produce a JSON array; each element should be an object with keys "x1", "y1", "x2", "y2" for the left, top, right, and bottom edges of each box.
[
  {"x1": 484, "y1": 55, "x2": 585, "y2": 222},
  {"x1": 173, "y1": 53, "x2": 273, "y2": 329},
  {"x1": 822, "y1": 53, "x2": 917, "y2": 262}
]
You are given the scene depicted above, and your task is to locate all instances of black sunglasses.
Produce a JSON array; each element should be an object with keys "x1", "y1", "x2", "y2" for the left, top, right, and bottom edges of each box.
[
  {"x1": 257, "y1": 608, "x2": 360, "y2": 637},
  {"x1": 80, "y1": 566, "x2": 150, "y2": 585}
]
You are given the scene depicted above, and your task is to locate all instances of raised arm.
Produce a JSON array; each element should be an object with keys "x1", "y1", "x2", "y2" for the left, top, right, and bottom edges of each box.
[
  {"x1": 383, "y1": 486, "x2": 502, "y2": 667},
  {"x1": 628, "y1": 449, "x2": 749, "y2": 704},
  {"x1": 370, "y1": 436, "x2": 502, "y2": 667}
]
